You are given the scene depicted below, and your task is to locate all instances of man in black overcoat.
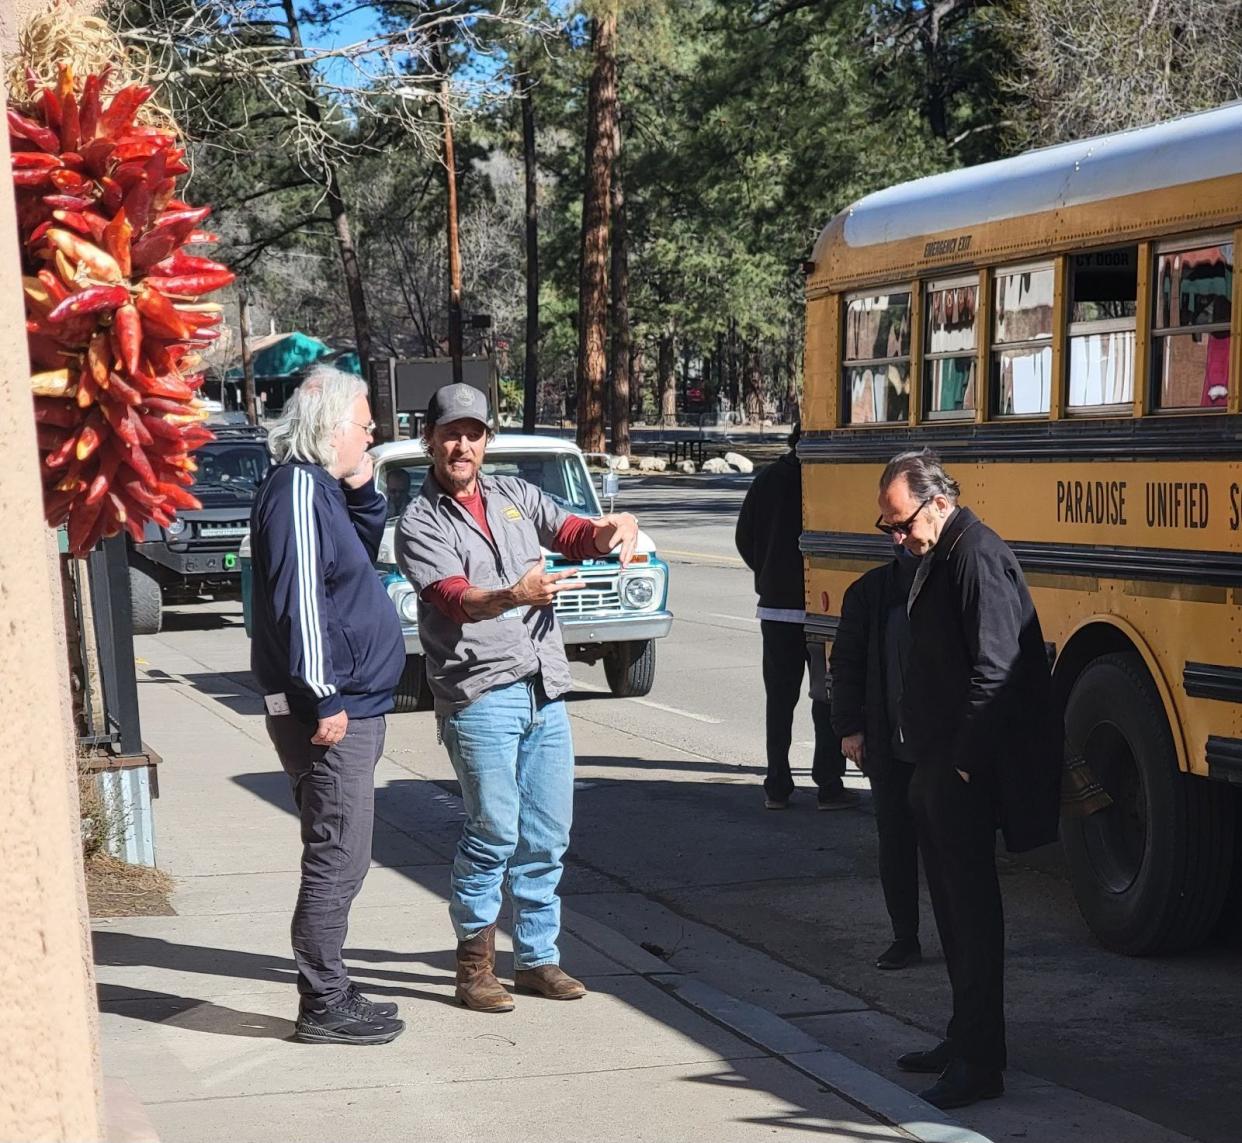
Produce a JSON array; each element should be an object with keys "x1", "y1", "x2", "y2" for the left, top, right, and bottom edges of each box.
[{"x1": 875, "y1": 449, "x2": 1060, "y2": 1110}]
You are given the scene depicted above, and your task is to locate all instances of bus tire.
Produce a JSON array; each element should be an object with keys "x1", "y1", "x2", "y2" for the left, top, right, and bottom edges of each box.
[
  {"x1": 1062, "y1": 651, "x2": 1234, "y2": 955},
  {"x1": 604, "y1": 640, "x2": 655, "y2": 698},
  {"x1": 128, "y1": 559, "x2": 163, "y2": 636},
  {"x1": 394, "y1": 654, "x2": 434, "y2": 713}
]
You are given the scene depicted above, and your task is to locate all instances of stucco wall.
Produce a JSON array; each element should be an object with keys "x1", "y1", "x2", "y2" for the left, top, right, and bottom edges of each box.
[{"x1": 0, "y1": 1, "x2": 106, "y2": 1139}]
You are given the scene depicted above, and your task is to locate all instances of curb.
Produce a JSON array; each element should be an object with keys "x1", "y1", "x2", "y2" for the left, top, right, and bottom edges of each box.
[{"x1": 562, "y1": 908, "x2": 994, "y2": 1143}]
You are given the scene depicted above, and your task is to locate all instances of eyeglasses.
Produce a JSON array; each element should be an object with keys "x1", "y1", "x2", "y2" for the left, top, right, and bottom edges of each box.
[
  {"x1": 875, "y1": 496, "x2": 932, "y2": 537},
  {"x1": 347, "y1": 420, "x2": 376, "y2": 435}
]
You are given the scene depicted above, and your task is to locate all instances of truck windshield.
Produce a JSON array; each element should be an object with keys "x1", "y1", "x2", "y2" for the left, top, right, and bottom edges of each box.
[
  {"x1": 193, "y1": 443, "x2": 271, "y2": 490},
  {"x1": 382, "y1": 452, "x2": 601, "y2": 522}
]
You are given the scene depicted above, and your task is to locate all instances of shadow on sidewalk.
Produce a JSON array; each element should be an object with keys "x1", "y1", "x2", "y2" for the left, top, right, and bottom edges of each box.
[
  {"x1": 92, "y1": 930, "x2": 463, "y2": 1013},
  {"x1": 97, "y1": 983, "x2": 296, "y2": 1040}
]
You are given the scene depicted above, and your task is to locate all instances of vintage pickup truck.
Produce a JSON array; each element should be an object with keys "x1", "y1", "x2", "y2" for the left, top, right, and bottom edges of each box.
[{"x1": 241, "y1": 434, "x2": 673, "y2": 711}]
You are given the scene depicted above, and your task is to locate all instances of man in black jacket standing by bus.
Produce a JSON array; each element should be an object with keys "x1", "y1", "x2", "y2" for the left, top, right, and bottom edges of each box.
[
  {"x1": 875, "y1": 449, "x2": 1060, "y2": 1110},
  {"x1": 736, "y1": 423, "x2": 855, "y2": 811}
]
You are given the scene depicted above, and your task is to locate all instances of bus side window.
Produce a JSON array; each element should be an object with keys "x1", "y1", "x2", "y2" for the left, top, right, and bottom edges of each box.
[
  {"x1": 924, "y1": 278, "x2": 978, "y2": 419},
  {"x1": 992, "y1": 265, "x2": 1054, "y2": 417},
  {"x1": 841, "y1": 289, "x2": 911, "y2": 425},
  {"x1": 1152, "y1": 242, "x2": 1233, "y2": 411},
  {"x1": 1068, "y1": 247, "x2": 1138, "y2": 412}
]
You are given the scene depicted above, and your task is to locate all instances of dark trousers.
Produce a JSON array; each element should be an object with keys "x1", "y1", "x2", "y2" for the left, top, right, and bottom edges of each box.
[
  {"x1": 871, "y1": 760, "x2": 920, "y2": 942},
  {"x1": 760, "y1": 620, "x2": 844, "y2": 800},
  {"x1": 909, "y1": 761, "x2": 1006, "y2": 1069},
  {"x1": 266, "y1": 713, "x2": 386, "y2": 1007}
]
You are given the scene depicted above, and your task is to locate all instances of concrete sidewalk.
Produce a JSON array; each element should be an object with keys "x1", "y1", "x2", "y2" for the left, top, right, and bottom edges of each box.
[{"x1": 94, "y1": 654, "x2": 992, "y2": 1143}]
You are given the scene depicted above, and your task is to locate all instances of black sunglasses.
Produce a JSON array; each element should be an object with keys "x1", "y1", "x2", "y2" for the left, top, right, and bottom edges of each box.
[{"x1": 875, "y1": 496, "x2": 933, "y2": 537}]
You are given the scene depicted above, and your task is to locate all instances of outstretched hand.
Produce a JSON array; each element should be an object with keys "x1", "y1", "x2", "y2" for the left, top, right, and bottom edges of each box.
[{"x1": 513, "y1": 563, "x2": 586, "y2": 607}]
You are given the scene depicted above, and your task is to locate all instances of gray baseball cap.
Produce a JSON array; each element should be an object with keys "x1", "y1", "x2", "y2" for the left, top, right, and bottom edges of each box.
[{"x1": 425, "y1": 383, "x2": 491, "y2": 429}]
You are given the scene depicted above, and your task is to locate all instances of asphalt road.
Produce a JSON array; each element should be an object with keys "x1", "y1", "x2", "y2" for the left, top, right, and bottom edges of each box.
[{"x1": 147, "y1": 469, "x2": 1242, "y2": 1143}]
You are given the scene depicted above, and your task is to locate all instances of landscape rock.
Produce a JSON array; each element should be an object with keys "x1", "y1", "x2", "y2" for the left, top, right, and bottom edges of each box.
[
  {"x1": 674, "y1": 460, "x2": 697, "y2": 475},
  {"x1": 724, "y1": 451, "x2": 754, "y2": 474},
  {"x1": 637, "y1": 456, "x2": 668, "y2": 472},
  {"x1": 701, "y1": 457, "x2": 732, "y2": 474}
]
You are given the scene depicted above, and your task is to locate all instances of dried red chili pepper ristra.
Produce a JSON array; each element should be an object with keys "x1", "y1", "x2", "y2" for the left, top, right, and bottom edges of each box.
[{"x1": 11, "y1": 63, "x2": 230, "y2": 555}]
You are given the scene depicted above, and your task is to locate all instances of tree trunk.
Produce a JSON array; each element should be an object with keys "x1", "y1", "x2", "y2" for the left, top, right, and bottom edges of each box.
[
  {"x1": 520, "y1": 73, "x2": 540, "y2": 434},
  {"x1": 574, "y1": 10, "x2": 617, "y2": 454},
  {"x1": 744, "y1": 340, "x2": 764, "y2": 423},
  {"x1": 658, "y1": 331, "x2": 676, "y2": 421},
  {"x1": 279, "y1": 0, "x2": 383, "y2": 432},
  {"x1": 436, "y1": 40, "x2": 464, "y2": 386},
  {"x1": 239, "y1": 286, "x2": 257, "y2": 425},
  {"x1": 727, "y1": 320, "x2": 739, "y2": 410},
  {"x1": 608, "y1": 111, "x2": 631, "y2": 458},
  {"x1": 785, "y1": 337, "x2": 798, "y2": 421}
]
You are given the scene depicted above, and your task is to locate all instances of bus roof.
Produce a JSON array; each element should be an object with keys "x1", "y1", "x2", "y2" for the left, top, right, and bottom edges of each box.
[{"x1": 808, "y1": 102, "x2": 1242, "y2": 292}]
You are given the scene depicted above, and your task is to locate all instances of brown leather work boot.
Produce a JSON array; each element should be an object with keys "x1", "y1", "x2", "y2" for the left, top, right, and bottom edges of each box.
[
  {"x1": 513, "y1": 964, "x2": 587, "y2": 1000},
  {"x1": 455, "y1": 924, "x2": 514, "y2": 1012}
]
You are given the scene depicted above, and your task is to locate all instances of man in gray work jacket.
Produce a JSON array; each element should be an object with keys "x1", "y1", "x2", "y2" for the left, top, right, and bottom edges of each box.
[{"x1": 396, "y1": 384, "x2": 641, "y2": 1013}]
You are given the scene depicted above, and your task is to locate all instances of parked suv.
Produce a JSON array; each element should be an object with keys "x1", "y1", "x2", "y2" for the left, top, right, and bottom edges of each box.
[
  {"x1": 371, "y1": 435, "x2": 674, "y2": 710},
  {"x1": 128, "y1": 422, "x2": 271, "y2": 634}
]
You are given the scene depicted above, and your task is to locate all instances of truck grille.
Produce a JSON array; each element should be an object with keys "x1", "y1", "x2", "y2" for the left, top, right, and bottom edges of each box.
[
  {"x1": 555, "y1": 586, "x2": 621, "y2": 615},
  {"x1": 196, "y1": 521, "x2": 249, "y2": 540}
]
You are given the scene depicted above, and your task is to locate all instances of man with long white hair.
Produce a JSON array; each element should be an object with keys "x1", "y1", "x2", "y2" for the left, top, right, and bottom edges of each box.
[{"x1": 250, "y1": 366, "x2": 406, "y2": 1045}]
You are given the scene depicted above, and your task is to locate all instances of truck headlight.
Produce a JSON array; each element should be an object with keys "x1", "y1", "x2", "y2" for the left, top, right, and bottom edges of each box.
[
  {"x1": 621, "y1": 574, "x2": 656, "y2": 609},
  {"x1": 166, "y1": 517, "x2": 187, "y2": 538},
  {"x1": 399, "y1": 591, "x2": 419, "y2": 623}
]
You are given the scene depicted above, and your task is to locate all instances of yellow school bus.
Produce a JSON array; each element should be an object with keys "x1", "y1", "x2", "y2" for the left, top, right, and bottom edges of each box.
[{"x1": 801, "y1": 104, "x2": 1242, "y2": 955}]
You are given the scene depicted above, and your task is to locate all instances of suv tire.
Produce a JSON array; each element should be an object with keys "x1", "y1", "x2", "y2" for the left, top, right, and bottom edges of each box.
[
  {"x1": 129, "y1": 559, "x2": 163, "y2": 636},
  {"x1": 604, "y1": 640, "x2": 655, "y2": 698}
]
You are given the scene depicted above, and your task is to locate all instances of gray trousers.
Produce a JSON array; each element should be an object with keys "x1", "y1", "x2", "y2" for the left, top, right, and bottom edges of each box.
[{"x1": 265, "y1": 713, "x2": 386, "y2": 1007}]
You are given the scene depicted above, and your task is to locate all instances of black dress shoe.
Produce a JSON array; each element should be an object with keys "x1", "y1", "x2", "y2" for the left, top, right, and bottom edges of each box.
[
  {"x1": 918, "y1": 1059, "x2": 1004, "y2": 1110},
  {"x1": 896, "y1": 1039, "x2": 955, "y2": 1073},
  {"x1": 875, "y1": 938, "x2": 922, "y2": 970}
]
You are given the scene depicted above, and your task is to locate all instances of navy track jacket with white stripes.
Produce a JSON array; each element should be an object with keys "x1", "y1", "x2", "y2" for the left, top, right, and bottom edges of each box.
[{"x1": 249, "y1": 462, "x2": 404, "y2": 722}]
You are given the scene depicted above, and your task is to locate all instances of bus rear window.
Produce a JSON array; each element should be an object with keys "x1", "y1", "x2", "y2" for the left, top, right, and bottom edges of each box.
[
  {"x1": 842, "y1": 290, "x2": 911, "y2": 424},
  {"x1": 1152, "y1": 243, "x2": 1232, "y2": 411}
]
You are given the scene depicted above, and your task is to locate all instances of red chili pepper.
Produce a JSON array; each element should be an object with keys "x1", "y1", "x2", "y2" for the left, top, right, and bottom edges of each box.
[
  {"x1": 122, "y1": 479, "x2": 161, "y2": 509},
  {"x1": 129, "y1": 407, "x2": 154, "y2": 447},
  {"x1": 44, "y1": 229, "x2": 124, "y2": 283},
  {"x1": 76, "y1": 367, "x2": 98, "y2": 409},
  {"x1": 87, "y1": 331, "x2": 111, "y2": 383},
  {"x1": 103, "y1": 209, "x2": 133, "y2": 278},
  {"x1": 67, "y1": 493, "x2": 105, "y2": 556},
  {"x1": 184, "y1": 229, "x2": 220, "y2": 246},
  {"x1": 76, "y1": 410, "x2": 105, "y2": 461},
  {"x1": 139, "y1": 395, "x2": 193, "y2": 416},
  {"x1": 49, "y1": 169, "x2": 90, "y2": 195},
  {"x1": 100, "y1": 85, "x2": 153, "y2": 137},
  {"x1": 79, "y1": 72, "x2": 102, "y2": 142},
  {"x1": 39, "y1": 87, "x2": 62, "y2": 131},
  {"x1": 8, "y1": 107, "x2": 61, "y2": 152},
  {"x1": 42, "y1": 193, "x2": 93, "y2": 210},
  {"x1": 99, "y1": 177, "x2": 123, "y2": 214},
  {"x1": 48, "y1": 284, "x2": 129, "y2": 323},
  {"x1": 123, "y1": 441, "x2": 156, "y2": 485},
  {"x1": 34, "y1": 398, "x2": 80, "y2": 428},
  {"x1": 11, "y1": 152, "x2": 62, "y2": 170},
  {"x1": 60, "y1": 92, "x2": 81, "y2": 153},
  {"x1": 85, "y1": 450, "x2": 121, "y2": 506},
  {"x1": 135, "y1": 284, "x2": 191, "y2": 339},
  {"x1": 100, "y1": 393, "x2": 139, "y2": 446},
  {"x1": 13, "y1": 170, "x2": 53, "y2": 187},
  {"x1": 145, "y1": 269, "x2": 235, "y2": 296},
  {"x1": 123, "y1": 177, "x2": 155, "y2": 231},
  {"x1": 113, "y1": 303, "x2": 143, "y2": 375},
  {"x1": 52, "y1": 209, "x2": 108, "y2": 243},
  {"x1": 112, "y1": 139, "x2": 162, "y2": 163},
  {"x1": 130, "y1": 228, "x2": 181, "y2": 272},
  {"x1": 78, "y1": 137, "x2": 114, "y2": 177},
  {"x1": 158, "y1": 482, "x2": 202, "y2": 512},
  {"x1": 36, "y1": 269, "x2": 70, "y2": 303},
  {"x1": 104, "y1": 369, "x2": 142, "y2": 406},
  {"x1": 44, "y1": 431, "x2": 78, "y2": 469}
]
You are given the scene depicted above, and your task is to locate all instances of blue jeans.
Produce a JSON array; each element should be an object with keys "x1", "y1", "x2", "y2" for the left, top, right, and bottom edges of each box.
[{"x1": 441, "y1": 678, "x2": 575, "y2": 969}]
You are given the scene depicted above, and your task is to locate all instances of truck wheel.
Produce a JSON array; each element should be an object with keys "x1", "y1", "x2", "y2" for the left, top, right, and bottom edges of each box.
[
  {"x1": 128, "y1": 560, "x2": 163, "y2": 636},
  {"x1": 394, "y1": 654, "x2": 434, "y2": 713},
  {"x1": 1063, "y1": 651, "x2": 1234, "y2": 954},
  {"x1": 604, "y1": 640, "x2": 655, "y2": 698}
]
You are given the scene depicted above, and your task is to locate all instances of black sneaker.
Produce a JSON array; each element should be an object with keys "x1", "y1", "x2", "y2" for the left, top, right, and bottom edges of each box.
[
  {"x1": 875, "y1": 937, "x2": 922, "y2": 970},
  {"x1": 346, "y1": 982, "x2": 399, "y2": 1019},
  {"x1": 295, "y1": 992, "x2": 405, "y2": 1045}
]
